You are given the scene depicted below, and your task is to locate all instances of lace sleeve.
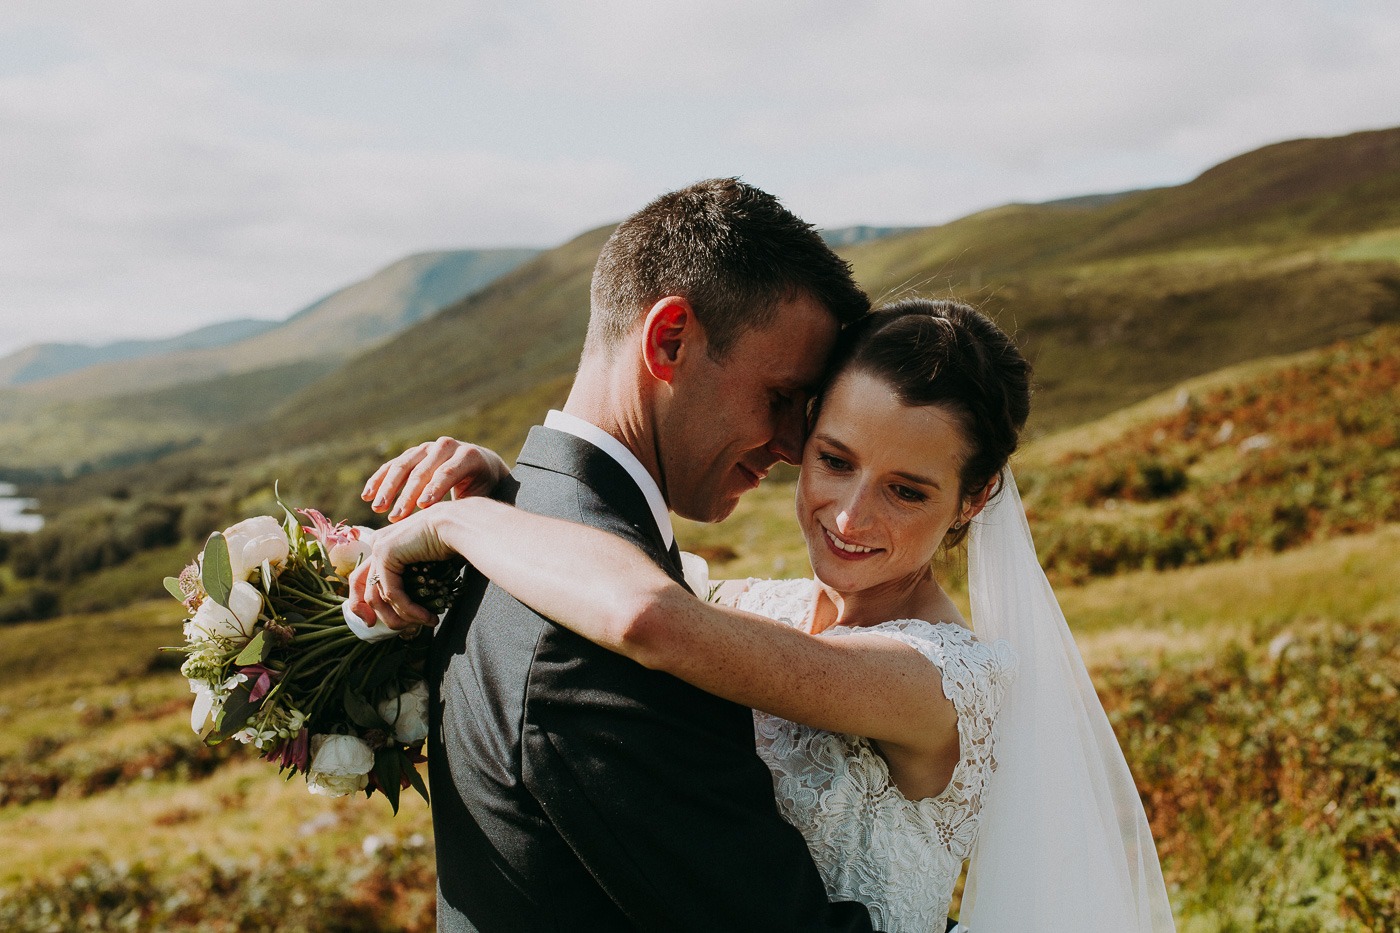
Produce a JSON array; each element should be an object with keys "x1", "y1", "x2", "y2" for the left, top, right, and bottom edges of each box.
[{"x1": 732, "y1": 578, "x2": 815, "y2": 628}]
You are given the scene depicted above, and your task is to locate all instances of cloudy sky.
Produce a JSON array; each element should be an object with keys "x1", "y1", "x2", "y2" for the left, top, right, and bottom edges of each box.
[{"x1": 2, "y1": 1, "x2": 1397, "y2": 358}]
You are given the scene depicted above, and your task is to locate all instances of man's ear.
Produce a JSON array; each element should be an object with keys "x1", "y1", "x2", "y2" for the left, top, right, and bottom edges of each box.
[{"x1": 639, "y1": 296, "x2": 701, "y2": 384}]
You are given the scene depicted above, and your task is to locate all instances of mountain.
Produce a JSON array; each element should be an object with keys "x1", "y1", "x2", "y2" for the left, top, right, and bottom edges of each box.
[
  {"x1": 247, "y1": 126, "x2": 1400, "y2": 453},
  {"x1": 0, "y1": 319, "x2": 280, "y2": 388},
  {"x1": 819, "y1": 225, "x2": 919, "y2": 247},
  {"x1": 845, "y1": 126, "x2": 1400, "y2": 426},
  {"x1": 17, "y1": 248, "x2": 539, "y2": 401},
  {"x1": 3, "y1": 126, "x2": 1398, "y2": 479}
]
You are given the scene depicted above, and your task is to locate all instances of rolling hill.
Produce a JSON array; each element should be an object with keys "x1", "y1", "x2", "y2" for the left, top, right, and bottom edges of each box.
[
  {"x1": 236, "y1": 126, "x2": 1400, "y2": 454},
  {"x1": 0, "y1": 318, "x2": 280, "y2": 388},
  {"x1": 3, "y1": 126, "x2": 1398, "y2": 482},
  {"x1": 13, "y1": 248, "x2": 539, "y2": 402}
]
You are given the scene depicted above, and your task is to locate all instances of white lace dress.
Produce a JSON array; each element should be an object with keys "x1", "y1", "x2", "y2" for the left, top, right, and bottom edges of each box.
[{"x1": 734, "y1": 579, "x2": 1016, "y2": 933}]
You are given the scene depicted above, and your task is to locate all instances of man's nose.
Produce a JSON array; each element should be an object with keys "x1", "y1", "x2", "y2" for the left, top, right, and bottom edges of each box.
[{"x1": 768, "y1": 403, "x2": 807, "y2": 465}]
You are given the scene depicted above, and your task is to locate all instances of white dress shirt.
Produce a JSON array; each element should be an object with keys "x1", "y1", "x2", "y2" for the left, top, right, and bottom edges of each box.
[{"x1": 543, "y1": 409, "x2": 675, "y2": 548}]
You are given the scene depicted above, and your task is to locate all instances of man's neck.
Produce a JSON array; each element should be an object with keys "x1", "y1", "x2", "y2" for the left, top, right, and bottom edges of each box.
[{"x1": 561, "y1": 356, "x2": 665, "y2": 501}]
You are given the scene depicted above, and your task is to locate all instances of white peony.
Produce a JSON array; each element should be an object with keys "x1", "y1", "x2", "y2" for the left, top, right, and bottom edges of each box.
[
  {"x1": 680, "y1": 551, "x2": 710, "y2": 598},
  {"x1": 377, "y1": 680, "x2": 430, "y2": 744},
  {"x1": 188, "y1": 580, "x2": 263, "y2": 644},
  {"x1": 222, "y1": 515, "x2": 290, "y2": 582},
  {"x1": 306, "y1": 734, "x2": 375, "y2": 797}
]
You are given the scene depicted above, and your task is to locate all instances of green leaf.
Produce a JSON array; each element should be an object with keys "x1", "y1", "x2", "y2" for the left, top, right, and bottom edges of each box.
[
  {"x1": 216, "y1": 681, "x2": 259, "y2": 735},
  {"x1": 374, "y1": 747, "x2": 403, "y2": 815},
  {"x1": 343, "y1": 685, "x2": 391, "y2": 731},
  {"x1": 202, "y1": 532, "x2": 234, "y2": 608},
  {"x1": 406, "y1": 758, "x2": 430, "y2": 806},
  {"x1": 234, "y1": 631, "x2": 270, "y2": 667},
  {"x1": 163, "y1": 576, "x2": 185, "y2": 601}
]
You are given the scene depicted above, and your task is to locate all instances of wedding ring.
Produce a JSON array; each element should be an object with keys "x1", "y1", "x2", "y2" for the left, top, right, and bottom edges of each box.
[{"x1": 367, "y1": 572, "x2": 380, "y2": 589}]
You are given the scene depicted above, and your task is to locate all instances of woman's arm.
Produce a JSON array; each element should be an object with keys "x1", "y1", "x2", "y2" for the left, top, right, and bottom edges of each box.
[{"x1": 349, "y1": 499, "x2": 956, "y2": 757}]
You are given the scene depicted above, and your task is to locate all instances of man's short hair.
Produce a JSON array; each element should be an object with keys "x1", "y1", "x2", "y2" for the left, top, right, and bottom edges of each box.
[{"x1": 586, "y1": 178, "x2": 869, "y2": 358}]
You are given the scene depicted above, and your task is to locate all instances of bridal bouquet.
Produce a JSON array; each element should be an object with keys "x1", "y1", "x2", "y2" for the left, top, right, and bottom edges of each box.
[{"x1": 165, "y1": 505, "x2": 462, "y2": 812}]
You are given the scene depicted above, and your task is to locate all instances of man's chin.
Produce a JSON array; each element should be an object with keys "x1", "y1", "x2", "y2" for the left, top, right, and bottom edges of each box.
[{"x1": 674, "y1": 492, "x2": 742, "y2": 525}]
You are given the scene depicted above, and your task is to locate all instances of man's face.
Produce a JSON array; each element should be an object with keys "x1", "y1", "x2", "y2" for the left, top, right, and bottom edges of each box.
[{"x1": 659, "y1": 293, "x2": 840, "y2": 523}]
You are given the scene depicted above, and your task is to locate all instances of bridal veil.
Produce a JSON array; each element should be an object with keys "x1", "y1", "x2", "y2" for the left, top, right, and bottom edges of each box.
[{"x1": 962, "y1": 468, "x2": 1176, "y2": 931}]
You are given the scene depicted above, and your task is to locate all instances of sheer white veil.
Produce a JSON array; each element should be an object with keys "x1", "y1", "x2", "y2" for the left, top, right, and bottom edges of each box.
[{"x1": 961, "y1": 467, "x2": 1176, "y2": 931}]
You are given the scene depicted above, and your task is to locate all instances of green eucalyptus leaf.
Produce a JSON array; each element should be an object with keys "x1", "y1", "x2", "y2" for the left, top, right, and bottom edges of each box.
[
  {"x1": 234, "y1": 631, "x2": 270, "y2": 667},
  {"x1": 202, "y1": 532, "x2": 234, "y2": 608},
  {"x1": 164, "y1": 576, "x2": 185, "y2": 601}
]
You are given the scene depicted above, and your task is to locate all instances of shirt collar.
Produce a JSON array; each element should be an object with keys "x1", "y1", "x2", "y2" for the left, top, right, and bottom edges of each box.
[{"x1": 544, "y1": 409, "x2": 675, "y2": 548}]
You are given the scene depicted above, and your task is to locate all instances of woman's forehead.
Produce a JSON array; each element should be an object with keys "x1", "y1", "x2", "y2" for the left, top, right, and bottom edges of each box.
[{"x1": 816, "y1": 371, "x2": 970, "y2": 464}]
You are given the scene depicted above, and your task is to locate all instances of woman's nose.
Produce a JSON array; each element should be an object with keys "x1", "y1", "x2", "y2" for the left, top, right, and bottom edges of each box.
[{"x1": 834, "y1": 487, "x2": 873, "y2": 536}]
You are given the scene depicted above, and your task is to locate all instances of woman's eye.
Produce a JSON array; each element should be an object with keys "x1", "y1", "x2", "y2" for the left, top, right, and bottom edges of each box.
[
  {"x1": 892, "y1": 485, "x2": 927, "y2": 503},
  {"x1": 818, "y1": 453, "x2": 850, "y2": 471}
]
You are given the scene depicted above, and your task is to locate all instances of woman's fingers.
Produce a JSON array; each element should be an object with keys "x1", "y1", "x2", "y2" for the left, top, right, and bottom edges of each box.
[
  {"x1": 390, "y1": 437, "x2": 461, "y2": 520},
  {"x1": 364, "y1": 565, "x2": 431, "y2": 628},
  {"x1": 365, "y1": 443, "x2": 430, "y2": 513},
  {"x1": 346, "y1": 562, "x2": 379, "y2": 624},
  {"x1": 434, "y1": 443, "x2": 494, "y2": 501},
  {"x1": 364, "y1": 437, "x2": 501, "y2": 521}
]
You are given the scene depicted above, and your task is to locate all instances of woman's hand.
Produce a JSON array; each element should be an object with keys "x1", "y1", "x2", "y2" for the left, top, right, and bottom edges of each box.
[
  {"x1": 362, "y1": 437, "x2": 509, "y2": 522},
  {"x1": 347, "y1": 508, "x2": 456, "y2": 632}
]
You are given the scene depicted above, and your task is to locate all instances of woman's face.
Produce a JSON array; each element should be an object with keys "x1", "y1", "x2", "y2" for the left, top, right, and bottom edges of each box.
[{"x1": 796, "y1": 369, "x2": 974, "y2": 594}]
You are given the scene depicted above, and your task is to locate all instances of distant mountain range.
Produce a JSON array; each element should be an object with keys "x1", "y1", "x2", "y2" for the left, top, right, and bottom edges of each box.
[
  {"x1": 1, "y1": 248, "x2": 538, "y2": 399},
  {"x1": 1, "y1": 126, "x2": 1397, "y2": 477},
  {"x1": 0, "y1": 318, "x2": 281, "y2": 387}
]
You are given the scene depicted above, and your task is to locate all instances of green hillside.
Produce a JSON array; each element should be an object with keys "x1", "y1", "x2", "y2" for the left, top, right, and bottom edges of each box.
[
  {"x1": 251, "y1": 126, "x2": 1400, "y2": 455},
  {"x1": 5, "y1": 128, "x2": 1398, "y2": 479}
]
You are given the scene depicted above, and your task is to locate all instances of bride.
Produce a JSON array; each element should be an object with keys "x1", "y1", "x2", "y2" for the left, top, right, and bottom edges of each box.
[{"x1": 351, "y1": 298, "x2": 1176, "y2": 932}]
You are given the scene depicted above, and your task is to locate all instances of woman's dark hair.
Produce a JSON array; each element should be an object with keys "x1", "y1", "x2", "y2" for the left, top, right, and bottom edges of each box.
[{"x1": 819, "y1": 298, "x2": 1032, "y2": 546}]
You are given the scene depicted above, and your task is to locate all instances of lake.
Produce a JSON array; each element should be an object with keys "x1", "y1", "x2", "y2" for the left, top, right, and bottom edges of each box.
[{"x1": 0, "y1": 481, "x2": 43, "y2": 532}]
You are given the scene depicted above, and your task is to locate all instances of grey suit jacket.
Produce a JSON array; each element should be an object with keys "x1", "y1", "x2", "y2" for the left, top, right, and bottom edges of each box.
[{"x1": 429, "y1": 425, "x2": 876, "y2": 932}]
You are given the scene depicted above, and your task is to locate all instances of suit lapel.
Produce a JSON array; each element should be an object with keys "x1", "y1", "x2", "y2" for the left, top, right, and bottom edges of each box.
[{"x1": 515, "y1": 426, "x2": 690, "y2": 590}]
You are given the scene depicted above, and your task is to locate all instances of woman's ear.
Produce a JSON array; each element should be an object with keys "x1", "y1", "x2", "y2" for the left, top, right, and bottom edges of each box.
[
  {"x1": 639, "y1": 296, "x2": 700, "y2": 383},
  {"x1": 960, "y1": 473, "x2": 1000, "y2": 525}
]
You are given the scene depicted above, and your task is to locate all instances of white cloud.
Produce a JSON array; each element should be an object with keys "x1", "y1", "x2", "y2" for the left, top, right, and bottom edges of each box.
[{"x1": 0, "y1": 0, "x2": 1397, "y2": 356}]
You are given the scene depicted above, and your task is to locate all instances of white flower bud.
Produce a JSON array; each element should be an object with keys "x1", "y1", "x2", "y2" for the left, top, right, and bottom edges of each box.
[{"x1": 306, "y1": 734, "x2": 375, "y2": 797}]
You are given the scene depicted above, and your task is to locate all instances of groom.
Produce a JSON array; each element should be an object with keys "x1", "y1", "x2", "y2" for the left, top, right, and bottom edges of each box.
[{"x1": 364, "y1": 179, "x2": 877, "y2": 931}]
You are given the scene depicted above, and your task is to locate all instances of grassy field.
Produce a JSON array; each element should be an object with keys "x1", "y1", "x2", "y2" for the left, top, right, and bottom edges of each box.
[{"x1": 1, "y1": 522, "x2": 1395, "y2": 930}]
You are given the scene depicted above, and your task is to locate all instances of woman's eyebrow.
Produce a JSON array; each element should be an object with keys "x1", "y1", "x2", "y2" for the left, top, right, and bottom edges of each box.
[
  {"x1": 814, "y1": 433, "x2": 942, "y2": 490},
  {"x1": 811, "y1": 433, "x2": 852, "y2": 453},
  {"x1": 892, "y1": 469, "x2": 940, "y2": 490}
]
